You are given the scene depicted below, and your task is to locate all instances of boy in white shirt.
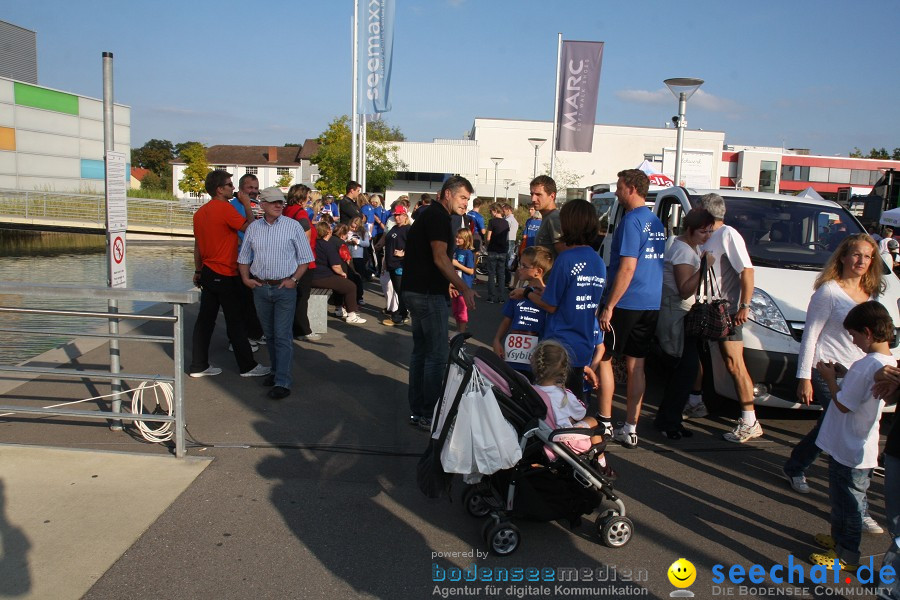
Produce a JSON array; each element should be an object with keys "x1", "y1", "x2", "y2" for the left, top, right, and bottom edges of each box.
[{"x1": 809, "y1": 301, "x2": 896, "y2": 571}]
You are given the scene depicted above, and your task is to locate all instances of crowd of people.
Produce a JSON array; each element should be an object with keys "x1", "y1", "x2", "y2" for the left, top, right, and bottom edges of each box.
[{"x1": 187, "y1": 166, "x2": 900, "y2": 582}]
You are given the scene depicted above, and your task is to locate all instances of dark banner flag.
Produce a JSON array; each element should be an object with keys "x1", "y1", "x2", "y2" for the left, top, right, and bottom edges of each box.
[
  {"x1": 358, "y1": 0, "x2": 395, "y2": 114},
  {"x1": 556, "y1": 41, "x2": 604, "y2": 152}
]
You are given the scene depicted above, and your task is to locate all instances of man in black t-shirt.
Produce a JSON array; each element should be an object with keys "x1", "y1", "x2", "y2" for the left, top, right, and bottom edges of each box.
[{"x1": 402, "y1": 176, "x2": 477, "y2": 429}]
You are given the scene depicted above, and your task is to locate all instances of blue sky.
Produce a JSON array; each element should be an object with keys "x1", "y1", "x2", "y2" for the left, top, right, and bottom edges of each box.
[{"x1": 5, "y1": 0, "x2": 899, "y2": 156}]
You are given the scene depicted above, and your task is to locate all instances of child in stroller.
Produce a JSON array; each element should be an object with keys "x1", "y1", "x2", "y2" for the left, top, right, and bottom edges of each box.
[
  {"x1": 530, "y1": 339, "x2": 615, "y2": 480},
  {"x1": 438, "y1": 336, "x2": 632, "y2": 556}
]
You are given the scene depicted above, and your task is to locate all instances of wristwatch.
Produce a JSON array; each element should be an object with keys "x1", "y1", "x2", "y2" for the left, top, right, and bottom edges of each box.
[
  {"x1": 739, "y1": 303, "x2": 751, "y2": 309},
  {"x1": 290, "y1": 276, "x2": 299, "y2": 284},
  {"x1": 523, "y1": 286, "x2": 535, "y2": 298}
]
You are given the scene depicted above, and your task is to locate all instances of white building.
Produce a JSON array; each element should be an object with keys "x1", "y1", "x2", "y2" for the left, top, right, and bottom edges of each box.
[
  {"x1": 171, "y1": 141, "x2": 320, "y2": 198},
  {"x1": 386, "y1": 118, "x2": 725, "y2": 206}
]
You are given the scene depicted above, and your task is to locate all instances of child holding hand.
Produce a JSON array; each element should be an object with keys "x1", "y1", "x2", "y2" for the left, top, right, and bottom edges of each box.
[
  {"x1": 450, "y1": 228, "x2": 476, "y2": 333},
  {"x1": 809, "y1": 300, "x2": 896, "y2": 571}
]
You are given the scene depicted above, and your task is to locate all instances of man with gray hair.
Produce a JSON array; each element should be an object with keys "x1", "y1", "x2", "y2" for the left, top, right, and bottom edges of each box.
[{"x1": 695, "y1": 192, "x2": 760, "y2": 442}]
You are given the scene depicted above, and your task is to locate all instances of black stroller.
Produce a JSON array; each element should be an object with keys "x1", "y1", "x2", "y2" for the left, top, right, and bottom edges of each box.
[{"x1": 423, "y1": 334, "x2": 633, "y2": 556}]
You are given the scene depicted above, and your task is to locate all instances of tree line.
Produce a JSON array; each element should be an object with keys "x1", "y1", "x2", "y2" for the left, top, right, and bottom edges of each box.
[{"x1": 849, "y1": 147, "x2": 900, "y2": 160}]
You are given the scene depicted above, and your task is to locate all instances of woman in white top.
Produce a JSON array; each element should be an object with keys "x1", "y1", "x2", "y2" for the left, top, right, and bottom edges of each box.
[
  {"x1": 653, "y1": 209, "x2": 716, "y2": 439},
  {"x1": 783, "y1": 233, "x2": 885, "y2": 495}
]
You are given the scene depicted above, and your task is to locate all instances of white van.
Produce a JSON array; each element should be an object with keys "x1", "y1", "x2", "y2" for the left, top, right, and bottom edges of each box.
[{"x1": 599, "y1": 187, "x2": 900, "y2": 410}]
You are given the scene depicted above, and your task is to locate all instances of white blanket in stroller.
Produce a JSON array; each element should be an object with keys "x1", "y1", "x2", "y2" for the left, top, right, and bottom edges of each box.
[{"x1": 437, "y1": 364, "x2": 522, "y2": 478}]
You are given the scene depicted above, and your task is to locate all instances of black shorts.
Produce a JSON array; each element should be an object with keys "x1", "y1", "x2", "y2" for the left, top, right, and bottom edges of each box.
[{"x1": 604, "y1": 307, "x2": 659, "y2": 359}]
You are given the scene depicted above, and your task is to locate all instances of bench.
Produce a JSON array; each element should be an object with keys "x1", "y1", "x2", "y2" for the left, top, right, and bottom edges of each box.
[{"x1": 308, "y1": 288, "x2": 333, "y2": 334}]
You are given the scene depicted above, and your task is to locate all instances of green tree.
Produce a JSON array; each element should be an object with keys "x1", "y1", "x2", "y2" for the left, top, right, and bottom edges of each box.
[
  {"x1": 175, "y1": 141, "x2": 205, "y2": 159},
  {"x1": 869, "y1": 148, "x2": 890, "y2": 160},
  {"x1": 849, "y1": 147, "x2": 863, "y2": 158},
  {"x1": 893, "y1": 148, "x2": 900, "y2": 161},
  {"x1": 178, "y1": 142, "x2": 210, "y2": 197},
  {"x1": 276, "y1": 171, "x2": 294, "y2": 188},
  {"x1": 131, "y1": 139, "x2": 175, "y2": 176},
  {"x1": 311, "y1": 115, "x2": 406, "y2": 195}
]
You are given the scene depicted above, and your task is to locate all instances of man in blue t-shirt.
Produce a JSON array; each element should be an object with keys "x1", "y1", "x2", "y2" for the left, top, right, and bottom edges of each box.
[
  {"x1": 467, "y1": 198, "x2": 486, "y2": 252},
  {"x1": 598, "y1": 169, "x2": 665, "y2": 450}
]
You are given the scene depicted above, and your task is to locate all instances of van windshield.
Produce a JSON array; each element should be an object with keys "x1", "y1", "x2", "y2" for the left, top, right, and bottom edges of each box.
[{"x1": 710, "y1": 197, "x2": 864, "y2": 270}]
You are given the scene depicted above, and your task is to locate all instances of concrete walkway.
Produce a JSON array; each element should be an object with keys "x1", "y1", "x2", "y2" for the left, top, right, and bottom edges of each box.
[{"x1": 0, "y1": 281, "x2": 890, "y2": 599}]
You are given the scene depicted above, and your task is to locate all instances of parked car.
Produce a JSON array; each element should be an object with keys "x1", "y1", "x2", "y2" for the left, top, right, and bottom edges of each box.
[{"x1": 599, "y1": 187, "x2": 900, "y2": 410}]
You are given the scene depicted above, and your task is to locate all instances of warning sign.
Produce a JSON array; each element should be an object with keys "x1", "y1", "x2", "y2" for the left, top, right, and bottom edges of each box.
[{"x1": 109, "y1": 234, "x2": 126, "y2": 287}]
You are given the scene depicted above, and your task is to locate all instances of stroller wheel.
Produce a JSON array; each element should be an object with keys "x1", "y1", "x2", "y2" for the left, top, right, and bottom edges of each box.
[
  {"x1": 486, "y1": 522, "x2": 520, "y2": 556},
  {"x1": 462, "y1": 486, "x2": 491, "y2": 518},
  {"x1": 598, "y1": 516, "x2": 633, "y2": 548}
]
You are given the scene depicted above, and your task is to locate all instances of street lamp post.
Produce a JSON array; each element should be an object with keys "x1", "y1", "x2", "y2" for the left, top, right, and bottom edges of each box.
[
  {"x1": 491, "y1": 157, "x2": 503, "y2": 202},
  {"x1": 664, "y1": 78, "x2": 703, "y2": 187},
  {"x1": 527, "y1": 138, "x2": 546, "y2": 178}
]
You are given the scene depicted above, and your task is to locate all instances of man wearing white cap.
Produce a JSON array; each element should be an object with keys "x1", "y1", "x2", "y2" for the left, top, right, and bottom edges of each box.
[{"x1": 238, "y1": 187, "x2": 315, "y2": 400}]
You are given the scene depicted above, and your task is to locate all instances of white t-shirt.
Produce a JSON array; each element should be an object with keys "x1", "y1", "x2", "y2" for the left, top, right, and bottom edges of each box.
[
  {"x1": 537, "y1": 384, "x2": 585, "y2": 428},
  {"x1": 795, "y1": 280, "x2": 869, "y2": 379},
  {"x1": 701, "y1": 224, "x2": 753, "y2": 308},
  {"x1": 506, "y1": 215, "x2": 519, "y2": 244},
  {"x1": 662, "y1": 237, "x2": 701, "y2": 300},
  {"x1": 816, "y1": 352, "x2": 894, "y2": 469}
]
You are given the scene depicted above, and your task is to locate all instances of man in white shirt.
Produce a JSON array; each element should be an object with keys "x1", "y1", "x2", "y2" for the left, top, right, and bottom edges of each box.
[
  {"x1": 699, "y1": 193, "x2": 761, "y2": 443},
  {"x1": 503, "y1": 203, "x2": 519, "y2": 288}
]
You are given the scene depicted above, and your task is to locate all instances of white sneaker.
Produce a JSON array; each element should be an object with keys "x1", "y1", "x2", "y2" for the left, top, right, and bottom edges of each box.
[
  {"x1": 302, "y1": 333, "x2": 322, "y2": 341},
  {"x1": 782, "y1": 467, "x2": 810, "y2": 494},
  {"x1": 345, "y1": 312, "x2": 367, "y2": 324},
  {"x1": 682, "y1": 401, "x2": 708, "y2": 420},
  {"x1": 863, "y1": 514, "x2": 884, "y2": 534},
  {"x1": 228, "y1": 341, "x2": 259, "y2": 353},
  {"x1": 358, "y1": 299, "x2": 367, "y2": 306},
  {"x1": 723, "y1": 418, "x2": 763, "y2": 443},
  {"x1": 612, "y1": 425, "x2": 638, "y2": 449},
  {"x1": 250, "y1": 336, "x2": 266, "y2": 346},
  {"x1": 190, "y1": 365, "x2": 222, "y2": 378},
  {"x1": 240, "y1": 364, "x2": 271, "y2": 377},
  {"x1": 334, "y1": 307, "x2": 347, "y2": 318}
]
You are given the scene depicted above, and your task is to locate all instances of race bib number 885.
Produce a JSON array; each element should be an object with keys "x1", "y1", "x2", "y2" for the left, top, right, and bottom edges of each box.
[{"x1": 504, "y1": 334, "x2": 538, "y2": 365}]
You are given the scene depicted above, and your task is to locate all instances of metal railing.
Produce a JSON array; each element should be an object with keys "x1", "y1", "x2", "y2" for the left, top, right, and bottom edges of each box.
[
  {"x1": 0, "y1": 188, "x2": 196, "y2": 233},
  {"x1": 0, "y1": 282, "x2": 198, "y2": 457}
]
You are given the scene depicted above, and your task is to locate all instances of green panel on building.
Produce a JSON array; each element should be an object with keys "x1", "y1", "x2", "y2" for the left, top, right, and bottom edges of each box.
[{"x1": 14, "y1": 82, "x2": 79, "y2": 115}]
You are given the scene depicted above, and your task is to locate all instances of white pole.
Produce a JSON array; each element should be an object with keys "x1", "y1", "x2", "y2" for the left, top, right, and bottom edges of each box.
[
  {"x1": 550, "y1": 33, "x2": 562, "y2": 179},
  {"x1": 351, "y1": 1, "x2": 359, "y2": 183},
  {"x1": 102, "y1": 52, "x2": 121, "y2": 429},
  {"x1": 360, "y1": 117, "x2": 367, "y2": 189}
]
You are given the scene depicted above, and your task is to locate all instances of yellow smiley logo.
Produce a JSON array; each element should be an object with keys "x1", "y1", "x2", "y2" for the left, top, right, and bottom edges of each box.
[{"x1": 667, "y1": 558, "x2": 696, "y2": 588}]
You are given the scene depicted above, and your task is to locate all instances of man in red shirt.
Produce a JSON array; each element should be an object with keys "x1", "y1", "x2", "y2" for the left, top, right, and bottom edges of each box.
[{"x1": 189, "y1": 170, "x2": 270, "y2": 378}]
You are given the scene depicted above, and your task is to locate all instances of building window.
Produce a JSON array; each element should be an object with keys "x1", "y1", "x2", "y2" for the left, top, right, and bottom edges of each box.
[
  {"x1": 759, "y1": 161, "x2": 777, "y2": 193},
  {"x1": 781, "y1": 165, "x2": 810, "y2": 182},
  {"x1": 828, "y1": 168, "x2": 851, "y2": 184},
  {"x1": 807, "y1": 167, "x2": 828, "y2": 182},
  {"x1": 245, "y1": 166, "x2": 258, "y2": 175},
  {"x1": 310, "y1": 174, "x2": 320, "y2": 183},
  {"x1": 276, "y1": 167, "x2": 291, "y2": 176}
]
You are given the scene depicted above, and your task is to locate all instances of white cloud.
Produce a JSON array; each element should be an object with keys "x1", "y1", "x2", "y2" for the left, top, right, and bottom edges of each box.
[{"x1": 615, "y1": 88, "x2": 742, "y2": 113}]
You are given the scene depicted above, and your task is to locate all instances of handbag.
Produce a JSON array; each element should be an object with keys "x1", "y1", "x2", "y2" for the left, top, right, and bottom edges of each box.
[{"x1": 684, "y1": 256, "x2": 733, "y2": 340}]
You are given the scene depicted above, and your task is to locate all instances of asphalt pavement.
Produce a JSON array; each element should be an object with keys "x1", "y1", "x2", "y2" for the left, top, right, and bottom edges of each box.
[{"x1": 0, "y1": 277, "x2": 891, "y2": 600}]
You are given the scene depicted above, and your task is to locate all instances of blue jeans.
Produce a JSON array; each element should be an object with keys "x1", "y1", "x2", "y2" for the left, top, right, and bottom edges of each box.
[
  {"x1": 403, "y1": 291, "x2": 450, "y2": 420},
  {"x1": 784, "y1": 370, "x2": 833, "y2": 477},
  {"x1": 879, "y1": 454, "x2": 900, "y2": 599},
  {"x1": 253, "y1": 284, "x2": 296, "y2": 389},
  {"x1": 828, "y1": 456, "x2": 872, "y2": 565},
  {"x1": 486, "y1": 252, "x2": 506, "y2": 302}
]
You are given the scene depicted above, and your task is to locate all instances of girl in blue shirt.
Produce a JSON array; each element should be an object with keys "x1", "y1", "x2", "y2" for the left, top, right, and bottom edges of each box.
[
  {"x1": 509, "y1": 199, "x2": 605, "y2": 404},
  {"x1": 451, "y1": 229, "x2": 476, "y2": 333}
]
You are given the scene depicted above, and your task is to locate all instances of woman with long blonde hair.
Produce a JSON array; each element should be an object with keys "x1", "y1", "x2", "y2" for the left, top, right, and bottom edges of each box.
[{"x1": 783, "y1": 233, "x2": 885, "y2": 529}]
